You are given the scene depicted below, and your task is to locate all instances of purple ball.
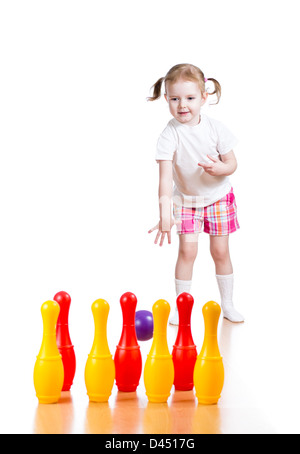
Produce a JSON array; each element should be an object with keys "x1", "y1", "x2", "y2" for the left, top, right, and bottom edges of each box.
[{"x1": 135, "y1": 310, "x2": 153, "y2": 341}]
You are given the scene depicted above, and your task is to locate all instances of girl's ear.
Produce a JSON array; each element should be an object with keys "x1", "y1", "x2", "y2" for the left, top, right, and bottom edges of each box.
[
  {"x1": 164, "y1": 93, "x2": 168, "y2": 102},
  {"x1": 201, "y1": 91, "x2": 209, "y2": 106}
]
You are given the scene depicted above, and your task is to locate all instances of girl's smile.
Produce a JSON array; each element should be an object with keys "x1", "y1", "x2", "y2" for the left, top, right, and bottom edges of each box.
[{"x1": 164, "y1": 79, "x2": 208, "y2": 126}]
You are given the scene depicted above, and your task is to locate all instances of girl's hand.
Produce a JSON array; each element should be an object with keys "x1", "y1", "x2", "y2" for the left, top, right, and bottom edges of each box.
[
  {"x1": 198, "y1": 155, "x2": 227, "y2": 176},
  {"x1": 148, "y1": 218, "x2": 180, "y2": 247}
]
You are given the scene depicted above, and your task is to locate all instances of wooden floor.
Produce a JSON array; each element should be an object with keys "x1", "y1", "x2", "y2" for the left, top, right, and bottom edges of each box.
[{"x1": 32, "y1": 387, "x2": 275, "y2": 435}]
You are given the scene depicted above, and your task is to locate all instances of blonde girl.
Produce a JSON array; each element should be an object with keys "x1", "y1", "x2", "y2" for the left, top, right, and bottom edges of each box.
[{"x1": 148, "y1": 63, "x2": 244, "y2": 324}]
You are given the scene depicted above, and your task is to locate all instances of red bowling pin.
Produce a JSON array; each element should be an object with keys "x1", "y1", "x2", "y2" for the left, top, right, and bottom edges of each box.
[
  {"x1": 54, "y1": 291, "x2": 76, "y2": 391},
  {"x1": 172, "y1": 293, "x2": 197, "y2": 391},
  {"x1": 114, "y1": 292, "x2": 142, "y2": 392}
]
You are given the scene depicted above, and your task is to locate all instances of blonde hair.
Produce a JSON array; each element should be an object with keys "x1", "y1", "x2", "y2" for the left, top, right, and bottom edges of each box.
[{"x1": 147, "y1": 63, "x2": 221, "y2": 104}]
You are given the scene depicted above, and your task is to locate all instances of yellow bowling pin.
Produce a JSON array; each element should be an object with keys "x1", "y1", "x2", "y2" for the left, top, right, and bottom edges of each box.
[
  {"x1": 144, "y1": 299, "x2": 174, "y2": 403},
  {"x1": 33, "y1": 300, "x2": 64, "y2": 404},
  {"x1": 194, "y1": 301, "x2": 224, "y2": 405},
  {"x1": 85, "y1": 299, "x2": 115, "y2": 402}
]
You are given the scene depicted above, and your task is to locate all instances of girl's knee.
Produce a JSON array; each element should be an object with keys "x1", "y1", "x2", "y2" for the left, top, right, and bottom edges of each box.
[
  {"x1": 179, "y1": 242, "x2": 198, "y2": 263},
  {"x1": 210, "y1": 240, "x2": 229, "y2": 262}
]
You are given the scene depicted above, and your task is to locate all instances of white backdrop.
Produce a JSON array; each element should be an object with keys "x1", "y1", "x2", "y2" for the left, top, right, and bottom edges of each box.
[{"x1": 1, "y1": 0, "x2": 300, "y2": 433}]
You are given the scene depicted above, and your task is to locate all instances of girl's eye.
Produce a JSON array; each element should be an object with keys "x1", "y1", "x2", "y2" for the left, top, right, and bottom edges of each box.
[{"x1": 169, "y1": 97, "x2": 195, "y2": 101}]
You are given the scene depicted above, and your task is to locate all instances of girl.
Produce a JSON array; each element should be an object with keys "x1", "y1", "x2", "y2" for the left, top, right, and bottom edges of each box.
[{"x1": 148, "y1": 63, "x2": 244, "y2": 325}]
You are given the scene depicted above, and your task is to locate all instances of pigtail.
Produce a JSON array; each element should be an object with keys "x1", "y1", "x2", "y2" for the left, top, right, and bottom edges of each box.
[
  {"x1": 206, "y1": 78, "x2": 222, "y2": 104},
  {"x1": 147, "y1": 77, "x2": 165, "y2": 101}
]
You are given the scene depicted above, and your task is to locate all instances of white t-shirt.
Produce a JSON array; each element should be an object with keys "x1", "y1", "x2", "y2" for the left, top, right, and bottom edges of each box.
[{"x1": 155, "y1": 114, "x2": 238, "y2": 208}]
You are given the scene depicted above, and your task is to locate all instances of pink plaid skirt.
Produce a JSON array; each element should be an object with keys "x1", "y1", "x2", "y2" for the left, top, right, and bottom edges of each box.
[{"x1": 173, "y1": 188, "x2": 240, "y2": 236}]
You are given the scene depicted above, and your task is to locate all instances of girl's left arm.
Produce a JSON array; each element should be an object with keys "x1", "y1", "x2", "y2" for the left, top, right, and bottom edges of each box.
[{"x1": 219, "y1": 150, "x2": 237, "y2": 175}]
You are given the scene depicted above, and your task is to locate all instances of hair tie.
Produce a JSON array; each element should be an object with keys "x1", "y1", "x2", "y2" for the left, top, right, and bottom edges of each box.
[{"x1": 204, "y1": 77, "x2": 208, "y2": 82}]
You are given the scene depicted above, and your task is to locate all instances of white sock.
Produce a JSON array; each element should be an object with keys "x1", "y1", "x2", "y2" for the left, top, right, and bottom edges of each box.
[
  {"x1": 216, "y1": 274, "x2": 244, "y2": 323},
  {"x1": 169, "y1": 278, "x2": 192, "y2": 325},
  {"x1": 175, "y1": 278, "x2": 192, "y2": 297}
]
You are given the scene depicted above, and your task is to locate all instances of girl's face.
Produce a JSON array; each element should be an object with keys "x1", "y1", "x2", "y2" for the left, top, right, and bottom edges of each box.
[{"x1": 164, "y1": 79, "x2": 208, "y2": 126}]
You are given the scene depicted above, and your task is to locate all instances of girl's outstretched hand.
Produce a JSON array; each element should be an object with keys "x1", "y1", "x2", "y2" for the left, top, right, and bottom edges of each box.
[{"x1": 148, "y1": 218, "x2": 180, "y2": 247}]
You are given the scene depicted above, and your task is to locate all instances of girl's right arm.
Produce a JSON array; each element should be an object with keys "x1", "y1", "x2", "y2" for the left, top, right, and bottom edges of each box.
[{"x1": 148, "y1": 160, "x2": 175, "y2": 246}]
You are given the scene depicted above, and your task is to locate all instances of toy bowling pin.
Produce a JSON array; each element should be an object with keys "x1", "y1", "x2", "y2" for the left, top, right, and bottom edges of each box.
[
  {"x1": 114, "y1": 292, "x2": 142, "y2": 392},
  {"x1": 172, "y1": 293, "x2": 197, "y2": 390},
  {"x1": 54, "y1": 291, "x2": 76, "y2": 391},
  {"x1": 193, "y1": 301, "x2": 224, "y2": 405},
  {"x1": 33, "y1": 300, "x2": 64, "y2": 404},
  {"x1": 85, "y1": 299, "x2": 115, "y2": 402},
  {"x1": 144, "y1": 299, "x2": 174, "y2": 403}
]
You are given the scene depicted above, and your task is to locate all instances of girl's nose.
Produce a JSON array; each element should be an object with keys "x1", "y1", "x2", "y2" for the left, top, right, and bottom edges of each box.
[{"x1": 179, "y1": 98, "x2": 186, "y2": 108}]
